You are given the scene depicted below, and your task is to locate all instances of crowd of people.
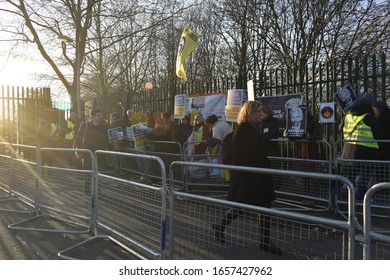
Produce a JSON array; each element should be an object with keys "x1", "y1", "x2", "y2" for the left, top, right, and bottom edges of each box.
[{"x1": 32, "y1": 92, "x2": 389, "y2": 255}]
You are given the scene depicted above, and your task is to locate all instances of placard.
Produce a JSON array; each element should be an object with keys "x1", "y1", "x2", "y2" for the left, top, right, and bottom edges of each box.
[
  {"x1": 225, "y1": 89, "x2": 243, "y2": 122},
  {"x1": 320, "y1": 102, "x2": 335, "y2": 123},
  {"x1": 174, "y1": 94, "x2": 186, "y2": 119},
  {"x1": 334, "y1": 84, "x2": 358, "y2": 112}
]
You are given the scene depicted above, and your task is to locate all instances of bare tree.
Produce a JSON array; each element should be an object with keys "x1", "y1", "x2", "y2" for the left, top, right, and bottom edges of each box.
[
  {"x1": 0, "y1": 0, "x2": 98, "y2": 114},
  {"x1": 0, "y1": 0, "x2": 195, "y2": 113}
]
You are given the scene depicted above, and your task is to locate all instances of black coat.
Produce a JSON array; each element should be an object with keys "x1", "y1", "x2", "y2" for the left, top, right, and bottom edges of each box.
[
  {"x1": 76, "y1": 121, "x2": 109, "y2": 152},
  {"x1": 258, "y1": 117, "x2": 279, "y2": 156},
  {"x1": 227, "y1": 122, "x2": 275, "y2": 207},
  {"x1": 377, "y1": 108, "x2": 390, "y2": 160}
]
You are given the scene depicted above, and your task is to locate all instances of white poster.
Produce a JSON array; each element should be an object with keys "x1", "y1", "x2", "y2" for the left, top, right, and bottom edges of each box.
[
  {"x1": 186, "y1": 93, "x2": 226, "y2": 120},
  {"x1": 247, "y1": 80, "x2": 254, "y2": 101}
]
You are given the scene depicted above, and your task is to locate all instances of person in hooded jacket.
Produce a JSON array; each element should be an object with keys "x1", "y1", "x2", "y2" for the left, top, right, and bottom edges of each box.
[
  {"x1": 341, "y1": 93, "x2": 383, "y2": 199},
  {"x1": 212, "y1": 100, "x2": 281, "y2": 255},
  {"x1": 342, "y1": 93, "x2": 383, "y2": 160}
]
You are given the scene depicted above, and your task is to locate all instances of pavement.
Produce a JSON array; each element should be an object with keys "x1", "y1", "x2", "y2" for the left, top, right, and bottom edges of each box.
[{"x1": 0, "y1": 201, "x2": 92, "y2": 259}]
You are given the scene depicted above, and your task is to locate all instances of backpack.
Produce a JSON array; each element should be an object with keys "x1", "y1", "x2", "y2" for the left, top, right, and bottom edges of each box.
[{"x1": 221, "y1": 131, "x2": 234, "y2": 164}]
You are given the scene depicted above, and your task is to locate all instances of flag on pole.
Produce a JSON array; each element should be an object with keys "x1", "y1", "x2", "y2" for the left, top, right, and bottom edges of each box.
[{"x1": 176, "y1": 25, "x2": 200, "y2": 81}]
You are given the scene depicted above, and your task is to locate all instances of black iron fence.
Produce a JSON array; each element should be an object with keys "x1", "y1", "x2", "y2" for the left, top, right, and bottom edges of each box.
[
  {"x1": 93, "y1": 52, "x2": 389, "y2": 143},
  {"x1": 95, "y1": 53, "x2": 389, "y2": 112},
  {"x1": 0, "y1": 85, "x2": 64, "y2": 144},
  {"x1": 2, "y1": 53, "x2": 389, "y2": 144}
]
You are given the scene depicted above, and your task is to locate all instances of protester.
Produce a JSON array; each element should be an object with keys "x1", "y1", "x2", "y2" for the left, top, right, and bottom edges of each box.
[
  {"x1": 342, "y1": 93, "x2": 383, "y2": 199},
  {"x1": 75, "y1": 108, "x2": 109, "y2": 170},
  {"x1": 35, "y1": 120, "x2": 55, "y2": 166},
  {"x1": 212, "y1": 100, "x2": 281, "y2": 255},
  {"x1": 145, "y1": 110, "x2": 156, "y2": 130},
  {"x1": 146, "y1": 112, "x2": 176, "y2": 153},
  {"x1": 204, "y1": 114, "x2": 232, "y2": 141},
  {"x1": 187, "y1": 114, "x2": 211, "y2": 155},
  {"x1": 175, "y1": 115, "x2": 193, "y2": 147}
]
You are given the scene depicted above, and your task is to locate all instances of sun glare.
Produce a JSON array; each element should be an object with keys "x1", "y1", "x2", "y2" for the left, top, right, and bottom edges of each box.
[{"x1": 0, "y1": 57, "x2": 37, "y2": 87}]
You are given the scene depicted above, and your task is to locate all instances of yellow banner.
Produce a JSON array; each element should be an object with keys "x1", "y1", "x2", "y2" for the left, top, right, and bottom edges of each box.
[{"x1": 176, "y1": 25, "x2": 200, "y2": 81}]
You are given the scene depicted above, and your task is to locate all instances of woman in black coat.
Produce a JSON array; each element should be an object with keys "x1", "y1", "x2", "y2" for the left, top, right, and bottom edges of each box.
[{"x1": 212, "y1": 101, "x2": 281, "y2": 255}]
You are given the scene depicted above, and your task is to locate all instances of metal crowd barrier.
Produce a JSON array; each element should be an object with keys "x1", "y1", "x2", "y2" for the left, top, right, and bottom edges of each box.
[
  {"x1": 0, "y1": 144, "x2": 37, "y2": 213},
  {"x1": 0, "y1": 142, "x2": 11, "y2": 199},
  {"x1": 275, "y1": 138, "x2": 332, "y2": 160},
  {"x1": 0, "y1": 141, "x2": 388, "y2": 259},
  {"x1": 182, "y1": 149, "x2": 229, "y2": 197},
  {"x1": 8, "y1": 148, "x2": 95, "y2": 233},
  {"x1": 363, "y1": 182, "x2": 390, "y2": 260},
  {"x1": 335, "y1": 140, "x2": 390, "y2": 210},
  {"x1": 181, "y1": 139, "x2": 334, "y2": 205},
  {"x1": 269, "y1": 156, "x2": 333, "y2": 211},
  {"x1": 169, "y1": 161, "x2": 357, "y2": 260},
  {"x1": 120, "y1": 140, "x2": 183, "y2": 185},
  {"x1": 58, "y1": 150, "x2": 167, "y2": 260}
]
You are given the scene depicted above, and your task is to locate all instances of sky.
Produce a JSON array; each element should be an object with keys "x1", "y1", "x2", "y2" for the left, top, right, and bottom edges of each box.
[
  {"x1": 0, "y1": 52, "x2": 50, "y2": 87},
  {"x1": 0, "y1": 23, "x2": 68, "y2": 101},
  {"x1": 0, "y1": 48, "x2": 70, "y2": 101}
]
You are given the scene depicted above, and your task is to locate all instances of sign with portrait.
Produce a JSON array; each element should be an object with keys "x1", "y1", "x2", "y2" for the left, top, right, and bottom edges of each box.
[
  {"x1": 286, "y1": 106, "x2": 307, "y2": 137},
  {"x1": 334, "y1": 84, "x2": 358, "y2": 112},
  {"x1": 256, "y1": 93, "x2": 303, "y2": 130}
]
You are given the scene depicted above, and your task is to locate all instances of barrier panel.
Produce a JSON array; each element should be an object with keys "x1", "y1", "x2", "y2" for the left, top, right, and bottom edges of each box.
[
  {"x1": 269, "y1": 156, "x2": 333, "y2": 210},
  {"x1": 8, "y1": 148, "x2": 95, "y2": 233},
  {"x1": 363, "y1": 183, "x2": 390, "y2": 260},
  {"x1": 169, "y1": 161, "x2": 357, "y2": 260},
  {"x1": 182, "y1": 150, "x2": 229, "y2": 197},
  {"x1": 144, "y1": 141, "x2": 183, "y2": 184},
  {"x1": 0, "y1": 144, "x2": 37, "y2": 213},
  {"x1": 335, "y1": 140, "x2": 390, "y2": 217},
  {"x1": 120, "y1": 140, "x2": 183, "y2": 185},
  {"x1": 182, "y1": 139, "x2": 333, "y2": 204},
  {"x1": 0, "y1": 142, "x2": 11, "y2": 198},
  {"x1": 58, "y1": 150, "x2": 167, "y2": 260},
  {"x1": 274, "y1": 138, "x2": 332, "y2": 160}
]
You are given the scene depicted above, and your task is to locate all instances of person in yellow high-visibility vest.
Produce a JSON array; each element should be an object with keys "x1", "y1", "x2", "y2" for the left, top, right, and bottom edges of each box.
[
  {"x1": 63, "y1": 112, "x2": 80, "y2": 148},
  {"x1": 60, "y1": 112, "x2": 80, "y2": 167},
  {"x1": 341, "y1": 93, "x2": 383, "y2": 200}
]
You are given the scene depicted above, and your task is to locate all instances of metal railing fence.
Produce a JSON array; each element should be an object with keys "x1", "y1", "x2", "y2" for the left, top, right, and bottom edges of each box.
[
  {"x1": 8, "y1": 148, "x2": 95, "y2": 233},
  {"x1": 169, "y1": 161, "x2": 356, "y2": 260},
  {"x1": 0, "y1": 143, "x2": 389, "y2": 259},
  {"x1": 363, "y1": 183, "x2": 390, "y2": 260},
  {"x1": 58, "y1": 150, "x2": 168, "y2": 260}
]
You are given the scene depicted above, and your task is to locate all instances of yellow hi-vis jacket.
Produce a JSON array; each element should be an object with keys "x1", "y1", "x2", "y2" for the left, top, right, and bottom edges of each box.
[
  {"x1": 343, "y1": 113, "x2": 379, "y2": 149},
  {"x1": 195, "y1": 126, "x2": 204, "y2": 144},
  {"x1": 65, "y1": 120, "x2": 75, "y2": 140}
]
